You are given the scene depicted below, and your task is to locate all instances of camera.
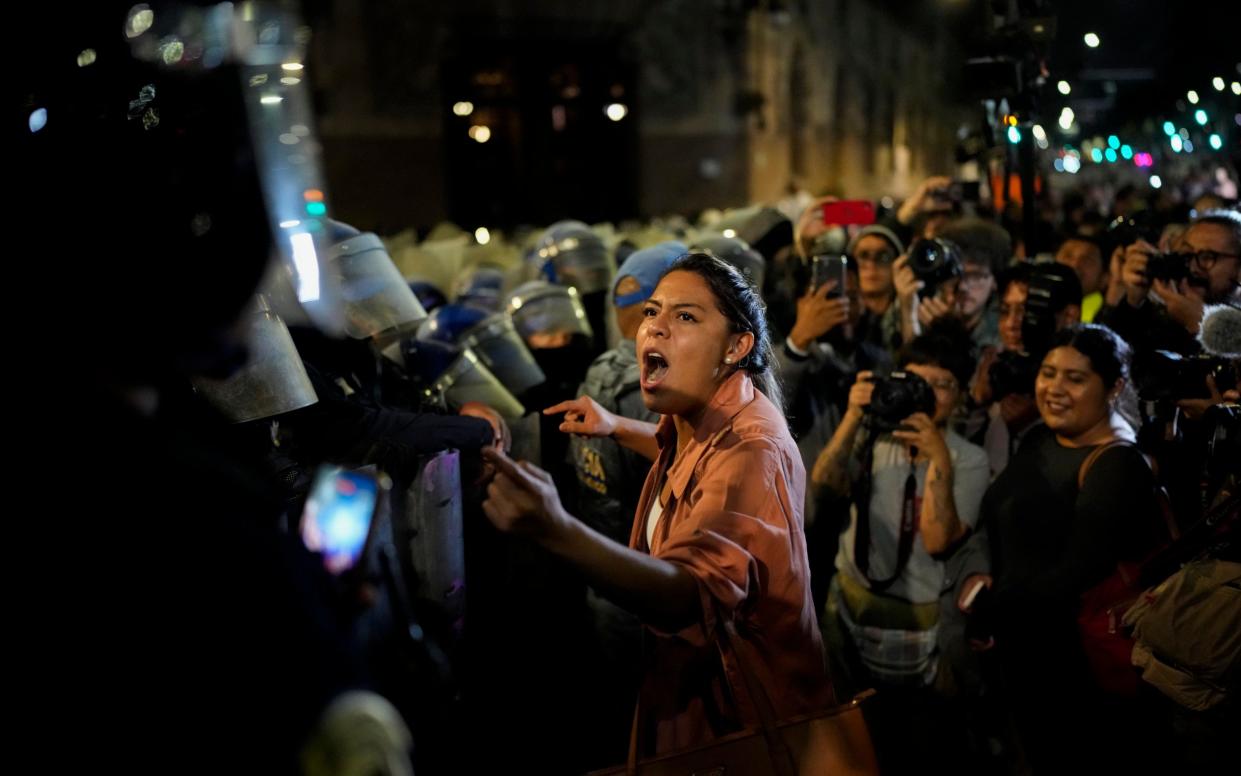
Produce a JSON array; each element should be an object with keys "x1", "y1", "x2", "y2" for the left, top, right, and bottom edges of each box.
[
  {"x1": 1134, "y1": 350, "x2": 1239, "y2": 401},
  {"x1": 988, "y1": 350, "x2": 1041, "y2": 400},
  {"x1": 931, "y1": 180, "x2": 981, "y2": 204},
  {"x1": 867, "y1": 370, "x2": 937, "y2": 431},
  {"x1": 1106, "y1": 213, "x2": 1162, "y2": 251},
  {"x1": 1145, "y1": 251, "x2": 1193, "y2": 283},
  {"x1": 907, "y1": 237, "x2": 963, "y2": 299},
  {"x1": 1022, "y1": 262, "x2": 1080, "y2": 356},
  {"x1": 988, "y1": 263, "x2": 1082, "y2": 400}
]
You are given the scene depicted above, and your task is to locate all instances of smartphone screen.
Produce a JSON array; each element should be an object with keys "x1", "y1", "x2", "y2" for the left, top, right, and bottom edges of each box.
[
  {"x1": 300, "y1": 466, "x2": 381, "y2": 575},
  {"x1": 820, "y1": 200, "x2": 876, "y2": 227}
]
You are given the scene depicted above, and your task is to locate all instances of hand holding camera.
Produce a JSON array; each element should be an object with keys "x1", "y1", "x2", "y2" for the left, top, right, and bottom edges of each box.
[
  {"x1": 844, "y1": 370, "x2": 877, "y2": 423},
  {"x1": 890, "y1": 411, "x2": 950, "y2": 466},
  {"x1": 1175, "y1": 373, "x2": 1237, "y2": 421},
  {"x1": 893, "y1": 254, "x2": 920, "y2": 304},
  {"x1": 1134, "y1": 349, "x2": 1239, "y2": 403},
  {"x1": 864, "y1": 370, "x2": 938, "y2": 432},
  {"x1": 1121, "y1": 239, "x2": 1157, "y2": 305},
  {"x1": 897, "y1": 176, "x2": 954, "y2": 225},
  {"x1": 1151, "y1": 277, "x2": 1205, "y2": 335}
]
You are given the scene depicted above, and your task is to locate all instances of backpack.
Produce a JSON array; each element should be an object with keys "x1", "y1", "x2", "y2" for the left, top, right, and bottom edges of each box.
[{"x1": 1123, "y1": 559, "x2": 1241, "y2": 710}]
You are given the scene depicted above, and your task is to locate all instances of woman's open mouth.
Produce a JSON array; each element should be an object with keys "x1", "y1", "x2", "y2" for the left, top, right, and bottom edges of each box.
[{"x1": 642, "y1": 350, "x2": 669, "y2": 390}]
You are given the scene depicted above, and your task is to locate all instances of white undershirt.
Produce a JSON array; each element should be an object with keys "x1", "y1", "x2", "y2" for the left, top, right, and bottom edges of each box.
[{"x1": 645, "y1": 490, "x2": 665, "y2": 548}]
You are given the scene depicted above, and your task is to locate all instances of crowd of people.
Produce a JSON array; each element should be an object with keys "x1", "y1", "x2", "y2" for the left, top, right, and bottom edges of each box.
[{"x1": 17, "y1": 3, "x2": 1239, "y2": 774}]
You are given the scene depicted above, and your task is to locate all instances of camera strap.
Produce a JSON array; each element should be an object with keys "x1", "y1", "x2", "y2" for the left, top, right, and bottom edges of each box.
[{"x1": 854, "y1": 430, "x2": 919, "y2": 593}]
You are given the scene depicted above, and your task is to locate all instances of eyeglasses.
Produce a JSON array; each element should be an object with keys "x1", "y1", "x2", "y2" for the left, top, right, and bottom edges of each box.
[
  {"x1": 1186, "y1": 249, "x2": 1239, "y2": 272},
  {"x1": 960, "y1": 270, "x2": 993, "y2": 288},
  {"x1": 852, "y1": 250, "x2": 896, "y2": 266}
]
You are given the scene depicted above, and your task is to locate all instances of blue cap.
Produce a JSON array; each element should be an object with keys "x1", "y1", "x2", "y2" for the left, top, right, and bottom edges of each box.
[
  {"x1": 408, "y1": 280, "x2": 447, "y2": 313},
  {"x1": 613, "y1": 241, "x2": 687, "y2": 307},
  {"x1": 417, "y1": 303, "x2": 488, "y2": 344}
]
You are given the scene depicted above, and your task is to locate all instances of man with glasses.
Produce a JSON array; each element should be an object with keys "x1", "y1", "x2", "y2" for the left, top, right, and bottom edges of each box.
[
  {"x1": 888, "y1": 218, "x2": 1010, "y2": 357},
  {"x1": 937, "y1": 218, "x2": 1011, "y2": 351},
  {"x1": 1099, "y1": 210, "x2": 1241, "y2": 355}
]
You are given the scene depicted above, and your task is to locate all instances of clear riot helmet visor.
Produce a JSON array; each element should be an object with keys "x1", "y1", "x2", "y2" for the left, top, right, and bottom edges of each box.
[
  {"x1": 460, "y1": 314, "x2": 546, "y2": 396},
  {"x1": 333, "y1": 233, "x2": 428, "y2": 344},
  {"x1": 506, "y1": 283, "x2": 594, "y2": 348},
  {"x1": 192, "y1": 295, "x2": 318, "y2": 422},
  {"x1": 126, "y1": 1, "x2": 348, "y2": 336},
  {"x1": 424, "y1": 349, "x2": 525, "y2": 420},
  {"x1": 538, "y1": 237, "x2": 614, "y2": 295}
]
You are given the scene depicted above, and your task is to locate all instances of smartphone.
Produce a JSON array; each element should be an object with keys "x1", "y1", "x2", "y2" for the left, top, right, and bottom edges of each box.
[
  {"x1": 299, "y1": 465, "x2": 388, "y2": 575},
  {"x1": 933, "y1": 180, "x2": 981, "y2": 203},
  {"x1": 820, "y1": 200, "x2": 876, "y2": 227},
  {"x1": 960, "y1": 577, "x2": 989, "y2": 611},
  {"x1": 810, "y1": 254, "x2": 849, "y2": 297},
  {"x1": 963, "y1": 584, "x2": 994, "y2": 644},
  {"x1": 951, "y1": 180, "x2": 981, "y2": 202}
]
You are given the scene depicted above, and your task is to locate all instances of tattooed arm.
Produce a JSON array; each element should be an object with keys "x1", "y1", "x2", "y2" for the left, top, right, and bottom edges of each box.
[
  {"x1": 811, "y1": 371, "x2": 874, "y2": 496},
  {"x1": 891, "y1": 412, "x2": 963, "y2": 555},
  {"x1": 919, "y1": 456, "x2": 964, "y2": 555}
]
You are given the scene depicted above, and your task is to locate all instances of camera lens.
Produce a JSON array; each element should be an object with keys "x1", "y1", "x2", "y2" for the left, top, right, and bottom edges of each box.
[{"x1": 908, "y1": 238, "x2": 963, "y2": 298}]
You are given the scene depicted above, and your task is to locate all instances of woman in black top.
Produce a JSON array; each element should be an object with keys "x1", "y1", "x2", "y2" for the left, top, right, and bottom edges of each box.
[{"x1": 969, "y1": 325, "x2": 1166, "y2": 770}]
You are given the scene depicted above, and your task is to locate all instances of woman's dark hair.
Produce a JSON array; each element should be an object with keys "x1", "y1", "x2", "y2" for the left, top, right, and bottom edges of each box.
[
  {"x1": 662, "y1": 252, "x2": 783, "y2": 410},
  {"x1": 1047, "y1": 323, "x2": 1131, "y2": 387},
  {"x1": 898, "y1": 318, "x2": 976, "y2": 389},
  {"x1": 996, "y1": 261, "x2": 1033, "y2": 297}
]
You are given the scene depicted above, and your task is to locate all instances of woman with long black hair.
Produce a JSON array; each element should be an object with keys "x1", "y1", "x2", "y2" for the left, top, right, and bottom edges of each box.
[{"x1": 482, "y1": 253, "x2": 832, "y2": 755}]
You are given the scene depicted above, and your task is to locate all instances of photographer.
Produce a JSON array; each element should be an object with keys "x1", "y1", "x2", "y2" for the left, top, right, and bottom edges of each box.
[
  {"x1": 889, "y1": 218, "x2": 1009, "y2": 353},
  {"x1": 891, "y1": 237, "x2": 962, "y2": 348},
  {"x1": 811, "y1": 322, "x2": 989, "y2": 771},
  {"x1": 778, "y1": 245, "x2": 871, "y2": 606},
  {"x1": 1098, "y1": 210, "x2": 1241, "y2": 356},
  {"x1": 1128, "y1": 301, "x2": 1241, "y2": 533},
  {"x1": 938, "y1": 218, "x2": 1010, "y2": 351},
  {"x1": 969, "y1": 262, "x2": 1083, "y2": 475}
]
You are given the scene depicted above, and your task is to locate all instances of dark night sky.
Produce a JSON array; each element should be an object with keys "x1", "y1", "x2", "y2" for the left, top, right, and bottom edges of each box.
[{"x1": 1042, "y1": 0, "x2": 1241, "y2": 131}]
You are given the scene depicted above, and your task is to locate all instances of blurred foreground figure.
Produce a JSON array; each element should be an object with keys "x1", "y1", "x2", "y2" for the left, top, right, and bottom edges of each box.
[{"x1": 14, "y1": 3, "x2": 412, "y2": 772}]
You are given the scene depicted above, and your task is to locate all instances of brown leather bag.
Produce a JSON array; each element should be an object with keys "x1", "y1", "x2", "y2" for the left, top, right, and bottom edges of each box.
[{"x1": 591, "y1": 619, "x2": 879, "y2": 776}]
